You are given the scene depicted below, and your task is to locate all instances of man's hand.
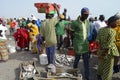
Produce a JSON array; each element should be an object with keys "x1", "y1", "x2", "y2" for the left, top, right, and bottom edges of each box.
[{"x1": 53, "y1": 3, "x2": 60, "y2": 17}]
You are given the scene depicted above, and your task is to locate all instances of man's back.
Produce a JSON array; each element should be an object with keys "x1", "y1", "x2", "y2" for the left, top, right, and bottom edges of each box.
[{"x1": 40, "y1": 18, "x2": 58, "y2": 47}]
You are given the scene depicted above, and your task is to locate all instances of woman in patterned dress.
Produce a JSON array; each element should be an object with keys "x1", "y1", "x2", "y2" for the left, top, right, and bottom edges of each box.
[
  {"x1": 113, "y1": 18, "x2": 120, "y2": 73},
  {"x1": 96, "y1": 16, "x2": 120, "y2": 80}
]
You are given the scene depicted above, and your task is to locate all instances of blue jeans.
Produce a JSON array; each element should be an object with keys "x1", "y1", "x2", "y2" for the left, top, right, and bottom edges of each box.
[
  {"x1": 46, "y1": 46, "x2": 55, "y2": 64},
  {"x1": 73, "y1": 53, "x2": 90, "y2": 79}
]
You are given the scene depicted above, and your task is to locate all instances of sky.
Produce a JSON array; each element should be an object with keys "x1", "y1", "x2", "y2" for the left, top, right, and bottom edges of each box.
[{"x1": 0, "y1": 0, "x2": 120, "y2": 20}]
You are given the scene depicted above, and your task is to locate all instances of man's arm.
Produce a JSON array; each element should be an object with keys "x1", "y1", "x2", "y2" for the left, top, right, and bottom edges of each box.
[{"x1": 53, "y1": 3, "x2": 60, "y2": 18}]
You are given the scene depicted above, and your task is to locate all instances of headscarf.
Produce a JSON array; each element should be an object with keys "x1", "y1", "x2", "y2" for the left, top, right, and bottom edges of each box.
[{"x1": 107, "y1": 16, "x2": 119, "y2": 25}]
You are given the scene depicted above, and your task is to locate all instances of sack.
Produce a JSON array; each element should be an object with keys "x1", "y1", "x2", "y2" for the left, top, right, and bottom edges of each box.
[{"x1": 89, "y1": 41, "x2": 98, "y2": 55}]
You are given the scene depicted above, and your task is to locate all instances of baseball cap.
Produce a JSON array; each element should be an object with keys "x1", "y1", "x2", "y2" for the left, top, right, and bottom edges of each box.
[{"x1": 81, "y1": 7, "x2": 89, "y2": 14}]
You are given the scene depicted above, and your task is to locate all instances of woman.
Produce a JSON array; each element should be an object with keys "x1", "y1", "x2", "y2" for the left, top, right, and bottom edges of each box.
[
  {"x1": 113, "y1": 18, "x2": 120, "y2": 73},
  {"x1": 96, "y1": 16, "x2": 119, "y2": 80}
]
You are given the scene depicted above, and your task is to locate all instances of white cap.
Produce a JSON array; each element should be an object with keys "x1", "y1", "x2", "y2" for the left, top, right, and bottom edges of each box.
[{"x1": 32, "y1": 16, "x2": 37, "y2": 21}]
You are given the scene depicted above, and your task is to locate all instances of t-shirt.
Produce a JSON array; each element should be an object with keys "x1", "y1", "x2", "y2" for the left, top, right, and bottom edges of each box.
[
  {"x1": 55, "y1": 20, "x2": 70, "y2": 35},
  {"x1": 10, "y1": 21, "x2": 16, "y2": 28},
  {"x1": 40, "y1": 17, "x2": 58, "y2": 47},
  {"x1": 95, "y1": 20, "x2": 107, "y2": 32}
]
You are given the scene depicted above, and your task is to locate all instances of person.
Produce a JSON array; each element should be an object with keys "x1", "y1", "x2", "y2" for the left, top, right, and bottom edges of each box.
[
  {"x1": 96, "y1": 15, "x2": 120, "y2": 80},
  {"x1": 40, "y1": 3, "x2": 60, "y2": 65},
  {"x1": 10, "y1": 18, "x2": 16, "y2": 35},
  {"x1": 55, "y1": 14, "x2": 71, "y2": 50},
  {"x1": 113, "y1": 13, "x2": 120, "y2": 73},
  {"x1": 0, "y1": 19, "x2": 9, "y2": 61},
  {"x1": 13, "y1": 28, "x2": 29, "y2": 50},
  {"x1": 62, "y1": 8, "x2": 67, "y2": 20},
  {"x1": 36, "y1": 33, "x2": 43, "y2": 54},
  {"x1": 88, "y1": 17, "x2": 97, "y2": 43},
  {"x1": 36, "y1": 19, "x2": 41, "y2": 32},
  {"x1": 70, "y1": 7, "x2": 90, "y2": 80},
  {"x1": 27, "y1": 17, "x2": 39, "y2": 53},
  {"x1": 22, "y1": 18, "x2": 27, "y2": 28},
  {"x1": 95, "y1": 15, "x2": 107, "y2": 32}
]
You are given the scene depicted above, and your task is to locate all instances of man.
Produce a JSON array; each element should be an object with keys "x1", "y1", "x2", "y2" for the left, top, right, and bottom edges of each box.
[
  {"x1": 10, "y1": 19, "x2": 16, "y2": 35},
  {"x1": 40, "y1": 3, "x2": 59, "y2": 66},
  {"x1": 88, "y1": 17, "x2": 97, "y2": 42},
  {"x1": 70, "y1": 7, "x2": 90, "y2": 80},
  {"x1": 36, "y1": 19, "x2": 41, "y2": 32},
  {"x1": 62, "y1": 8, "x2": 67, "y2": 20},
  {"x1": 95, "y1": 15, "x2": 107, "y2": 32},
  {"x1": 55, "y1": 14, "x2": 71, "y2": 50}
]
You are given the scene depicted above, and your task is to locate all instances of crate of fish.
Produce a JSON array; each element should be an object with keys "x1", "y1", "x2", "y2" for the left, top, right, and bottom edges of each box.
[
  {"x1": 19, "y1": 61, "x2": 40, "y2": 80},
  {"x1": 33, "y1": 68, "x2": 82, "y2": 80},
  {"x1": 34, "y1": 3, "x2": 60, "y2": 14}
]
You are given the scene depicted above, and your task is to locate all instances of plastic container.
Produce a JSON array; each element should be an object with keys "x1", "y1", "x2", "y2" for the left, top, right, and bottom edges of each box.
[
  {"x1": 39, "y1": 53, "x2": 48, "y2": 65},
  {"x1": 34, "y1": 3, "x2": 60, "y2": 14},
  {"x1": 7, "y1": 44, "x2": 16, "y2": 53}
]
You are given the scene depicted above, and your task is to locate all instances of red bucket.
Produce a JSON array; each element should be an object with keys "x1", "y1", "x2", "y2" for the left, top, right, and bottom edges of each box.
[
  {"x1": 68, "y1": 48, "x2": 75, "y2": 56},
  {"x1": 89, "y1": 41, "x2": 99, "y2": 55}
]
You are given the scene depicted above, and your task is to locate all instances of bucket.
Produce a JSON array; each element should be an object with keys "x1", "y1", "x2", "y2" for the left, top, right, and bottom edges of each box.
[
  {"x1": 68, "y1": 47, "x2": 75, "y2": 56},
  {"x1": 89, "y1": 41, "x2": 98, "y2": 55}
]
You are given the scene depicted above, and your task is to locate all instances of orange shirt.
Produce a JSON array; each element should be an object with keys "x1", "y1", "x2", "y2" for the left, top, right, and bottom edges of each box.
[{"x1": 10, "y1": 21, "x2": 16, "y2": 28}]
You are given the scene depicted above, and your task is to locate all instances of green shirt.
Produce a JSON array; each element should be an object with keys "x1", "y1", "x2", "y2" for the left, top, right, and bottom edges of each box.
[
  {"x1": 96, "y1": 27, "x2": 119, "y2": 58},
  {"x1": 70, "y1": 16, "x2": 89, "y2": 54},
  {"x1": 40, "y1": 17, "x2": 58, "y2": 47},
  {"x1": 55, "y1": 20, "x2": 70, "y2": 35}
]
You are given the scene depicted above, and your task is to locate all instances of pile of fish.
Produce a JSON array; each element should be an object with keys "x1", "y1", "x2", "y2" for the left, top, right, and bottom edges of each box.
[{"x1": 22, "y1": 64, "x2": 36, "y2": 78}]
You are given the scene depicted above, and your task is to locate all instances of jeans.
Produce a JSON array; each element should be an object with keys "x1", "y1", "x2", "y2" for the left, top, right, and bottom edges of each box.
[
  {"x1": 73, "y1": 53, "x2": 90, "y2": 79},
  {"x1": 46, "y1": 46, "x2": 55, "y2": 64}
]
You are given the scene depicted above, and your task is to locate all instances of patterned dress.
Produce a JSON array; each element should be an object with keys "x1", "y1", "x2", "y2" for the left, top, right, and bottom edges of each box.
[
  {"x1": 114, "y1": 19, "x2": 120, "y2": 52},
  {"x1": 96, "y1": 27, "x2": 119, "y2": 80}
]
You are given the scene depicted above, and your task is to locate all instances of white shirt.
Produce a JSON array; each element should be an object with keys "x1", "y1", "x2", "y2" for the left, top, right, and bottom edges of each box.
[
  {"x1": 95, "y1": 20, "x2": 107, "y2": 32},
  {"x1": 0, "y1": 24, "x2": 8, "y2": 40}
]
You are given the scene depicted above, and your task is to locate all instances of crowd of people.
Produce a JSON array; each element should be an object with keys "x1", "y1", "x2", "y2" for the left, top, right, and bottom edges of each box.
[{"x1": 0, "y1": 3, "x2": 120, "y2": 80}]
